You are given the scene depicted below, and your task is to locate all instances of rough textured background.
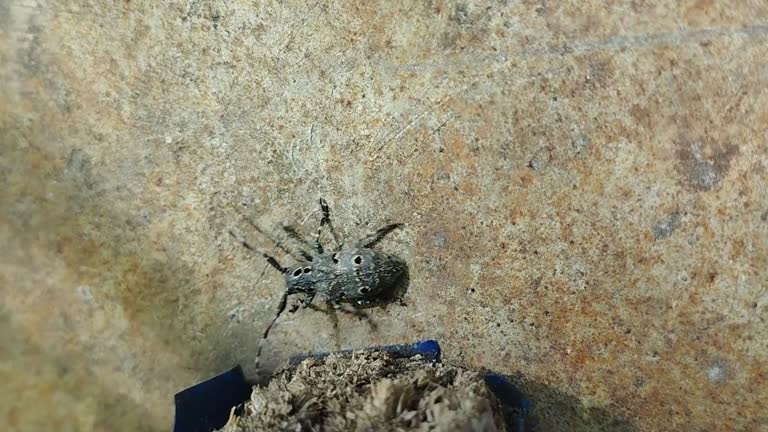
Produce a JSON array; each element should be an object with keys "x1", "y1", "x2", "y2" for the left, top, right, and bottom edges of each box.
[{"x1": 1, "y1": 1, "x2": 766, "y2": 431}]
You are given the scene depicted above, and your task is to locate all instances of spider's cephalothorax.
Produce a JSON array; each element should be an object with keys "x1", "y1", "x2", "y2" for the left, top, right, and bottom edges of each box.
[{"x1": 230, "y1": 198, "x2": 406, "y2": 367}]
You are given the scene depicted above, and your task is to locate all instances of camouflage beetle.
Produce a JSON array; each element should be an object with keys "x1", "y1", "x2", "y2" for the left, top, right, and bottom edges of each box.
[{"x1": 230, "y1": 198, "x2": 405, "y2": 365}]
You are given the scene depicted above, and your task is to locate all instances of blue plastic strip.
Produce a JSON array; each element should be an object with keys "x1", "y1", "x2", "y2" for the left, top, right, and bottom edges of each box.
[
  {"x1": 483, "y1": 373, "x2": 533, "y2": 432},
  {"x1": 173, "y1": 365, "x2": 251, "y2": 432}
]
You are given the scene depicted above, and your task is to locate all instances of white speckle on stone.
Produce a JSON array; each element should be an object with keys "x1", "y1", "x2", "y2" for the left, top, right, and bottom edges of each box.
[
  {"x1": 75, "y1": 285, "x2": 94, "y2": 304},
  {"x1": 706, "y1": 362, "x2": 726, "y2": 383},
  {"x1": 469, "y1": 263, "x2": 482, "y2": 278},
  {"x1": 571, "y1": 127, "x2": 589, "y2": 155},
  {"x1": 432, "y1": 232, "x2": 447, "y2": 247}
]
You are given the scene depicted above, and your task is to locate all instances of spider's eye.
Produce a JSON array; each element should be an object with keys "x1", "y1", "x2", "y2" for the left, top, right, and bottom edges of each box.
[
  {"x1": 292, "y1": 269, "x2": 302, "y2": 277},
  {"x1": 358, "y1": 286, "x2": 370, "y2": 294},
  {"x1": 332, "y1": 253, "x2": 339, "y2": 264},
  {"x1": 353, "y1": 255, "x2": 363, "y2": 265},
  {"x1": 303, "y1": 267, "x2": 312, "y2": 273}
]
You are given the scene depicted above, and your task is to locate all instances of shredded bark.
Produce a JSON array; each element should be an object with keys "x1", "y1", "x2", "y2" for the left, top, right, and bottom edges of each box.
[{"x1": 219, "y1": 350, "x2": 506, "y2": 432}]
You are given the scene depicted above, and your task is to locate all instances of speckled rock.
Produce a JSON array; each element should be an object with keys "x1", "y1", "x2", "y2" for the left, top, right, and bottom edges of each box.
[{"x1": 1, "y1": 1, "x2": 766, "y2": 431}]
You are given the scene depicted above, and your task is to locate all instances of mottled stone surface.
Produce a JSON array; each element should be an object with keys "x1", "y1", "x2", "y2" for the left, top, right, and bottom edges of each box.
[{"x1": 1, "y1": 1, "x2": 767, "y2": 431}]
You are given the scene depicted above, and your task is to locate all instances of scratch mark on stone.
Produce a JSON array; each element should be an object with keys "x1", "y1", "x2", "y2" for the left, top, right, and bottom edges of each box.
[
  {"x1": 363, "y1": 23, "x2": 767, "y2": 161},
  {"x1": 433, "y1": 113, "x2": 456, "y2": 135},
  {"x1": 379, "y1": 24, "x2": 768, "y2": 73},
  {"x1": 566, "y1": 24, "x2": 768, "y2": 54},
  {"x1": 369, "y1": 109, "x2": 431, "y2": 161},
  {"x1": 289, "y1": 124, "x2": 315, "y2": 176}
]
